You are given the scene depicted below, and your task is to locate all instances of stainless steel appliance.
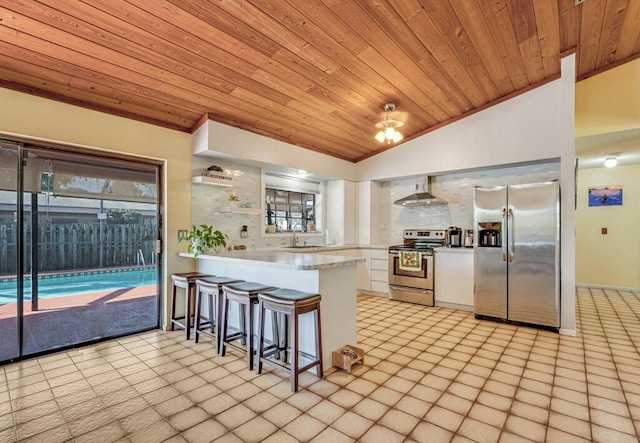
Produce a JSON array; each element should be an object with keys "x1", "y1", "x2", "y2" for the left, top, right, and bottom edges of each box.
[
  {"x1": 473, "y1": 181, "x2": 560, "y2": 328},
  {"x1": 388, "y1": 229, "x2": 445, "y2": 306},
  {"x1": 445, "y1": 226, "x2": 462, "y2": 247},
  {"x1": 464, "y1": 230, "x2": 474, "y2": 248}
]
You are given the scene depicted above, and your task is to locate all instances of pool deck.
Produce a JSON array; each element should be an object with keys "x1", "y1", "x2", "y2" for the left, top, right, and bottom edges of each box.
[{"x1": 0, "y1": 285, "x2": 157, "y2": 360}]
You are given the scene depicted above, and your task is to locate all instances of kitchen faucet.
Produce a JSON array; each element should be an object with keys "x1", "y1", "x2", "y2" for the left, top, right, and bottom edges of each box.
[{"x1": 292, "y1": 224, "x2": 302, "y2": 246}]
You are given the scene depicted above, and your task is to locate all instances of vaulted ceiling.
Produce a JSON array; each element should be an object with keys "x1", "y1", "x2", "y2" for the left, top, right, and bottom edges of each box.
[{"x1": 0, "y1": 1, "x2": 638, "y2": 162}]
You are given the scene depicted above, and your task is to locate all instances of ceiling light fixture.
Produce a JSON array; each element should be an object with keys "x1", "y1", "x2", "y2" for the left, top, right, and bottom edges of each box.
[
  {"x1": 375, "y1": 103, "x2": 404, "y2": 144},
  {"x1": 604, "y1": 155, "x2": 618, "y2": 168}
]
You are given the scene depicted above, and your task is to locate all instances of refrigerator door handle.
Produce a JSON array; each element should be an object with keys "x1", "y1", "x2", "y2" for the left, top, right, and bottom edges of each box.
[
  {"x1": 501, "y1": 207, "x2": 507, "y2": 261},
  {"x1": 508, "y1": 208, "x2": 515, "y2": 262}
]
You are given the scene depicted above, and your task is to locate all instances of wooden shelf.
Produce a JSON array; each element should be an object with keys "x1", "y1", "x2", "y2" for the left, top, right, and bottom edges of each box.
[
  {"x1": 218, "y1": 205, "x2": 262, "y2": 215},
  {"x1": 192, "y1": 175, "x2": 233, "y2": 187}
]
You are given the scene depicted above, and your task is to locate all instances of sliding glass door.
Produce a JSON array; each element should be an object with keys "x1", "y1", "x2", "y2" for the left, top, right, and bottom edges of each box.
[
  {"x1": 0, "y1": 143, "x2": 20, "y2": 361},
  {"x1": 0, "y1": 141, "x2": 161, "y2": 361}
]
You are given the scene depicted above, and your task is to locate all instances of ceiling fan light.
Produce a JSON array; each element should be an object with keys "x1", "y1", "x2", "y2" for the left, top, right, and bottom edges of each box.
[
  {"x1": 392, "y1": 131, "x2": 403, "y2": 143},
  {"x1": 385, "y1": 127, "x2": 396, "y2": 139},
  {"x1": 375, "y1": 131, "x2": 386, "y2": 143},
  {"x1": 604, "y1": 156, "x2": 618, "y2": 168}
]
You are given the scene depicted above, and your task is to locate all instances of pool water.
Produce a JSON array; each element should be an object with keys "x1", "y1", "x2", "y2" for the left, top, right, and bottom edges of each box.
[{"x1": 0, "y1": 268, "x2": 157, "y2": 304}]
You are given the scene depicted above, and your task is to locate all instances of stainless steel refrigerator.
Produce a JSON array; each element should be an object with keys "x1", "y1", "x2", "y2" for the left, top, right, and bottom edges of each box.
[{"x1": 473, "y1": 181, "x2": 560, "y2": 328}]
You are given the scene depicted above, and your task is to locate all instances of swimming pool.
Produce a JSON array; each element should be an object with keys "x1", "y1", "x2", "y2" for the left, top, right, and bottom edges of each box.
[{"x1": 0, "y1": 268, "x2": 157, "y2": 304}]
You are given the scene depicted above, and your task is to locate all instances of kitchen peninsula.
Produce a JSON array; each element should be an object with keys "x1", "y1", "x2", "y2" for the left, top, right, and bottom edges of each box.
[{"x1": 179, "y1": 250, "x2": 365, "y2": 369}]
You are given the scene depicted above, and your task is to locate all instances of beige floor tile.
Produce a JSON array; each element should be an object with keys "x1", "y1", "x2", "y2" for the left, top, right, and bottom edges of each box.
[
  {"x1": 590, "y1": 409, "x2": 636, "y2": 435},
  {"x1": 282, "y1": 414, "x2": 326, "y2": 441},
  {"x1": 328, "y1": 388, "x2": 363, "y2": 408},
  {"x1": 120, "y1": 407, "x2": 163, "y2": 434},
  {"x1": 215, "y1": 404, "x2": 257, "y2": 430},
  {"x1": 260, "y1": 430, "x2": 300, "y2": 443},
  {"x1": 457, "y1": 417, "x2": 501, "y2": 442},
  {"x1": 369, "y1": 386, "x2": 403, "y2": 406},
  {"x1": 545, "y1": 427, "x2": 592, "y2": 443},
  {"x1": 285, "y1": 390, "x2": 323, "y2": 411},
  {"x1": 379, "y1": 408, "x2": 419, "y2": 435},
  {"x1": 20, "y1": 424, "x2": 71, "y2": 443},
  {"x1": 62, "y1": 398, "x2": 104, "y2": 422},
  {"x1": 261, "y1": 402, "x2": 302, "y2": 428},
  {"x1": 143, "y1": 385, "x2": 181, "y2": 406},
  {"x1": 199, "y1": 392, "x2": 236, "y2": 416},
  {"x1": 548, "y1": 411, "x2": 591, "y2": 440},
  {"x1": 395, "y1": 395, "x2": 431, "y2": 418},
  {"x1": 154, "y1": 394, "x2": 195, "y2": 418},
  {"x1": 359, "y1": 424, "x2": 405, "y2": 443},
  {"x1": 68, "y1": 408, "x2": 115, "y2": 438},
  {"x1": 345, "y1": 378, "x2": 378, "y2": 396},
  {"x1": 424, "y1": 405, "x2": 464, "y2": 432},
  {"x1": 410, "y1": 421, "x2": 453, "y2": 443},
  {"x1": 107, "y1": 397, "x2": 149, "y2": 420},
  {"x1": 504, "y1": 415, "x2": 547, "y2": 442},
  {"x1": 15, "y1": 411, "x2": 65, "y2": 440},
  {"x1": 128, "y1": 420, "x2": 177, "y2": 443},
  {"x1": 102, "y1": 387, "x2": 141, "y2": 409},
  {"x1": 182, "y1": 418, "x2": 227, "y2": 443},
  {"x1": 75, "y1": 422, "x2": 125, "y2": 443},
  {"x1": 591, "y1": 423, "x2": 639, "y2": 443},
  {"x1": 306, "y1": 399, "x2": 345, "y2": 425},
  {"x1": 233, "y1": 416, "x2": 277, "y2": 443},
  {"x1": 310, "y1": 426, "x2": 355, "y2": 443},
  {"x1": 332, "y1": 411, "x2": 374, "y2": 439},
  {"x1": 13, "y1": 399, "x2": 59, "y2": 425},
  {"x1": 436, "y1": 392, "x2": 473, "y2": 416}
]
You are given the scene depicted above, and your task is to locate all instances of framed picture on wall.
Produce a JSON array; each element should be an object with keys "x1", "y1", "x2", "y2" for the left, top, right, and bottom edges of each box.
[{"x1": 588, "y1": 185, "x2": 623, "y2": 207}]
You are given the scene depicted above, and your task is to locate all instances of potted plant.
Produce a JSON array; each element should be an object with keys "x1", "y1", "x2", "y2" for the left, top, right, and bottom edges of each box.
[
  {"x1": 179, "y1": 224, "x2": 228, "y2": 258},
  {"x1": 265, "y1": 196, "x2": 276, "y2": 233},
  {"x1": 228, "y1": 190, "x2": 239, "y2": 208},
  {"x1": 306, "y1": 213, "x2": 316, "y2": 232}
]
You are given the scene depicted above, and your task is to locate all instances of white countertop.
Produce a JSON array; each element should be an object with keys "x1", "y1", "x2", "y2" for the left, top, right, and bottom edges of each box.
[
  {"x1": 435, "y1": 246, "x2": 474, "y2": 253},
  {"x1": 179, "y1": 250, "x2": 365, "y2": 270},
  {"x1": 278, "y1": 244, "x2": 388, "y2": 252}
]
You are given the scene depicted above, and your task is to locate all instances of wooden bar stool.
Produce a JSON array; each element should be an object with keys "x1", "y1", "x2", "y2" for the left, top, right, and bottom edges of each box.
[
  {"x1": 194, "y1": 277, "x2": 244, "y2": 351},
  {"x1": 255, "y1": 288, "x2": 323, "y2": 392},
  {"x1": 220, "y1": 281, "x2": 277, "y2": 370},
  {"x1": 170, "y1": 272, "x2": 211, "y2": 340}
]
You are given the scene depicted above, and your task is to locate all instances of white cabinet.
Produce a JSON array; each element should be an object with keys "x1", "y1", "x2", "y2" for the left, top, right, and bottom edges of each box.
[
  {"x1": 368, "y1": 248, "x2": 389, "y2": 294},
  {"x1": 336, "y1": 249, "x2": 370, "y2": 291},
  {"x1": 434, "y1": 249, "x2": 474, "y2": 311}
]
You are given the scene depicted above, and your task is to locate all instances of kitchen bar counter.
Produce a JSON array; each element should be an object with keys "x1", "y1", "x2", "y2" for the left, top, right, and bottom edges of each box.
[
  {"x1": 179, "y1": 250, "x2": 363, "y2": 370},
  {"x1": 179, "y1": 250, "x2": 364, "y2": 270}
]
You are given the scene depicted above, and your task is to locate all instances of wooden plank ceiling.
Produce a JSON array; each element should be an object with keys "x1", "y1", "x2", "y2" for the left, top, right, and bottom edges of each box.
[{"x1": 0, "y1": 0, "x2": 638, "y2": 163}]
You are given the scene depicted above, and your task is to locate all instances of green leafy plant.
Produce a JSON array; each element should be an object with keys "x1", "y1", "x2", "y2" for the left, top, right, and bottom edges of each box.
[{"x1": 179, "y1": 224, "x2": 228, "y2": 258}]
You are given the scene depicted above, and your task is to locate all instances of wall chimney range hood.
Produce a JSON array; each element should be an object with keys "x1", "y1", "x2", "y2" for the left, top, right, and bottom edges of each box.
[{"x1": 394, "y1": 177, "x2": 448, "y2": 207}]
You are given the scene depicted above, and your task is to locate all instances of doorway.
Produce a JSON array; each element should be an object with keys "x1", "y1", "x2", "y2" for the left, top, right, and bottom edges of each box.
[{"x1": 0, "y1": 141, "x2": 162, "y2": 362}]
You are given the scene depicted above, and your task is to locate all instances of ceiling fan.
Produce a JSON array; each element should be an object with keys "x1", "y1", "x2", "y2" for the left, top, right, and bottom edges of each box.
[{"x1": 375, "y1": 103, "x2": 407, "y2": 144}]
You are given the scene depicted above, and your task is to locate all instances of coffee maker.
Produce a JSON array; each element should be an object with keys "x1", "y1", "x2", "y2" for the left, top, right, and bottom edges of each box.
[
  {"x1": 445, "y1": 226, "x2": 463, "y2": 248},
  {"x1": 464, "y1": 230, "x2": 474, "y2": 247}
]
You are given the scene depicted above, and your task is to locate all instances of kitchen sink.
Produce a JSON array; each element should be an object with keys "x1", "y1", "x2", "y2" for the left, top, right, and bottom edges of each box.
[{"x1": 284, "y1": 245, "x2": 319, "y2": 249}]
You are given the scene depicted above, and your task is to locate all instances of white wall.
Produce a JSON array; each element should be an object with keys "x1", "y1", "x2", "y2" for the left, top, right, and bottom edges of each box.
[
  {"x1": 355, "y1": 77, "x2": 566, "y2": 181},
  {"x1": 0, "y1": 87, "x2": 193, "y2": 328},
  {"x1": 193, "y1": 120, "x2": 357, "y2": 181},
  {"x1": 576, "y1": 164, "x2": 640, "y2": 288}
]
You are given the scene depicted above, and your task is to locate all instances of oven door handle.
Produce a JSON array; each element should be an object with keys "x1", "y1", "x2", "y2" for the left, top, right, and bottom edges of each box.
[{"x1": 389, "y1": 252, "x2": 430, "y2": 259}]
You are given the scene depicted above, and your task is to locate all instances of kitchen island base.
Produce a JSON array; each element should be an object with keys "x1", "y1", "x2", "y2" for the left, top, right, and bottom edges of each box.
[{"x1": 182, "y1": 251, "x2": 361, "y2": 371}]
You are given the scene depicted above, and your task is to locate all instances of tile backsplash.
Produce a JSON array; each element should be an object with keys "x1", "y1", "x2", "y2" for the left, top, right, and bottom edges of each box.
[
  {"x1": 191, "y1": 156, "x2": 560, "y2": 249},
  {"x1": 387, "y1": 163, "x2": 560, "y2": 245},
  {"x1": 190, "y1": 158, "x2": 322, "y2": 249}
]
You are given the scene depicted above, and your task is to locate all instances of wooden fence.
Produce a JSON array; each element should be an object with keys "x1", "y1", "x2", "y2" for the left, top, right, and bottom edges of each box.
[{"x1": 0, "y1": 223, "x2": 157, "y2": 275}]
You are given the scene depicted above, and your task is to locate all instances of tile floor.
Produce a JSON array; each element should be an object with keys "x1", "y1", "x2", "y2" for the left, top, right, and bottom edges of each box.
[{"x1": 1, "y1": 287, "x2": 640, "y2": 442}]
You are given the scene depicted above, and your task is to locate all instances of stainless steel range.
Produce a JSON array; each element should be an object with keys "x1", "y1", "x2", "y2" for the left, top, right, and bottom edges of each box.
[{"x1": 388, "y1": 229, "x2": 445, "y2": 306}]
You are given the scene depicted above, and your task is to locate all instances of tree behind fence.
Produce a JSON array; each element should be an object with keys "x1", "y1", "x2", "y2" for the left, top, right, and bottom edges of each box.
[{"x1": 0, "y1": 223, "x2": 157, "y2": 276}]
